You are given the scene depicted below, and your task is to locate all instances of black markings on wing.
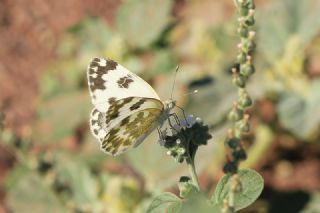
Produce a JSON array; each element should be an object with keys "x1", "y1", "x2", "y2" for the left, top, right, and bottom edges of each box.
[
  {"x1": 105, "y1": 97, "x2": 135, "y2": 124},
  {"x1": 129, "y1": 98, "x2": 146, "y2": 111},
  {"x1": 101, "y1": 108, "x2": 163, "y2": 156},
  {"x1": 117, "y1": 74, "x2": 134, "y2": 89},
  {"x1": 104, "y1": 97, "x2": 163, "y2": 131},
  {"x1": 108, "y1": 97, "x2": 116, "y2": 105},
  {"x1": 87, "y1": 58, "x2": 118, "y2": 92},
  {"x1": 90, "y1": 108, "x2": 107, "y2": 141}
]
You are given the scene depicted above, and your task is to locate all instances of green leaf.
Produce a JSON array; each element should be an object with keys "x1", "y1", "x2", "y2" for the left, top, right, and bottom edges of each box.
[
  {"x1": 213, "y1": 169, "x2": 264, "y2": 211},
  {"x1": 55, "y1": 158, "x2": 100, "y2": 210},
  {"x1": 150, "y1": 50, "x2": 176, "y2": 75},
  {"x1": 127, "y1": 131, "x2": 184, "y2": 190},
  {"x1": 6, "y1": 167, "x2": 65, "y2": 213},
  {"x1": 180, "y1": 193, "x2": 215, "y2": 213},
  {"x1": 147, "y1": 192, "x2": 182, "y2": 213},
  {"x1": 33, "y1": 91, "x2": 91, "y2": 144},
  {"x1": 40, "y1": 60, "x2": 84, "y2": 99},
  {"x1": 258, "y1": 0, "x2": 320, "y2": 62},
  {"x1": 277, "y1": 80, "x2": 320, "y2": 140},
  {"x1": 69, "y1": 17, "x2": 113, "y2": 55},
  {"x1": 116, "y1": 0, "x2": 173, "y2": 48}
]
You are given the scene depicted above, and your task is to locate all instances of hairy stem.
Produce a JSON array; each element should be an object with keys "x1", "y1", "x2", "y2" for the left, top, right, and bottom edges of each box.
[{"x1": 187, "y1": 158, "x2": 200, "y2": 191}]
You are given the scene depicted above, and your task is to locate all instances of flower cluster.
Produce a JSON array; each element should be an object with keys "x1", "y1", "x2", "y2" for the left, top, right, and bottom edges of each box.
[{"x1": 159, "y1": 115, "x2": 212, "y2": 163}]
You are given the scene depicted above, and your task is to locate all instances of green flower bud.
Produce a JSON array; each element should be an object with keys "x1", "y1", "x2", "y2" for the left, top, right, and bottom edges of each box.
[
  {"x1": 239, "y1": 6, "x2": 249, "y2": 16},
  {"x1": 240, "y1": 63, "x2": 255, "y2": 77},
  {"x1": 228, "y1": 106, "x2": 244, "y2": 122},
  {"x1": 237, "y1": 52, "x2": 247, "y2": 64},
  {"x1": 238, "y1": 26, "x2": 248, "y2": 38},
  {"x1": 242, "y1": 40, "x2": 256, "y2": 53},
  {"x1": 238, "y1": 93, "x2": 252, "y2": 108},
  {"x1": 232, "y1": 74, "x2": 247, "y2": 88},
  {"x1": 244, "y1": 16, "x2": 255, "y2": 26},
  {"x1": 238, "y1": 120, "x2": 250, "y2": 132},
  {"x1": 247, "y1": 0, "x2": 255, "y2": 9}
]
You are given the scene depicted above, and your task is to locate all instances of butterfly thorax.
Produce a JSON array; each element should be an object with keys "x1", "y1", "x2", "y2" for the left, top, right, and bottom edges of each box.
[{"x1": 157, "y1": 99, "x2": 176, "y2": 125}]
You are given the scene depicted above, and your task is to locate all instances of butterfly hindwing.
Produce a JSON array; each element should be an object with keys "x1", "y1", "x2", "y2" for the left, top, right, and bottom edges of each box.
[
  {"x1": 101, "y1": 108, "x2": 163, "y2": 156},
  {"x1": 100, "y1": 97, "x2": 164, "y2": 156},
  {"x1": 87, "y1": 58, "x2": 160, "y2": 112},
  {"x1": 89, "y1": 108, "x2": 107, "y2": 142}
]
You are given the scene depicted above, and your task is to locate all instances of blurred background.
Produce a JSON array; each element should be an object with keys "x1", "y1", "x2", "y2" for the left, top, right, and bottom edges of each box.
[{"x1": 0, "y1": 0, "x2": 320, "y2": 212}]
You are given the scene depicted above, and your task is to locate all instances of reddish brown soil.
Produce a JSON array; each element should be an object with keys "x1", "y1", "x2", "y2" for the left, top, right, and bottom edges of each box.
[
  {"x1": 0, "y1": 0, "x2": 120, "y2": 210},
  {"x1": 0, "y1": 0, "x2": 120, "y2": 134}
]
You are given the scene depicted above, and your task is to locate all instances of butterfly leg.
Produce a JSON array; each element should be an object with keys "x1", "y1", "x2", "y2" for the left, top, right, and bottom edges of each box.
[
  {"x1": 166, "y1": 113, "x2": 182, "y2": 134},
  {"x1": 167, "y1": 116, "x2": 174, "y2": 128},
  {"x1": 169, "y1": 113, "x2": 180, "y2": 125},
  {"x1": 175, "y1": 105, "x2": 189, "y2": 126},
  {"x1": 157, "y1": 127, "x2": 164, "y2": 140}
]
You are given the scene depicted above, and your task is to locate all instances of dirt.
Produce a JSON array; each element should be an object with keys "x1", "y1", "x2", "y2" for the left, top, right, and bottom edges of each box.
[{"x1": 0, "y1": 0, "x2": 120, "y2": 135}]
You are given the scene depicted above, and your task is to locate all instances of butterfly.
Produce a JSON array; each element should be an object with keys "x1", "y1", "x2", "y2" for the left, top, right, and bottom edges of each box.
[{"x1": 87, "y1": 58, "x2": 175, "y2": 156}]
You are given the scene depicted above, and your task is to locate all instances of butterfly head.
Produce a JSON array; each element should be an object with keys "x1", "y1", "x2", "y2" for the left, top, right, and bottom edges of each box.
[{"x1": 163, "y1": 99, "x2": 176, "y2": 112}]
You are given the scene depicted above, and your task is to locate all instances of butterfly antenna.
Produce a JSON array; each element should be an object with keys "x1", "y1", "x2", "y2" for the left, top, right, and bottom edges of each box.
[{"x1": 170, "y1": 66, "x2": 179, "y2": 100}]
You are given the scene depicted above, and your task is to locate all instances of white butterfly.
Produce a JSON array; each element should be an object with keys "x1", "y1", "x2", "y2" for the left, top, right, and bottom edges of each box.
[{"x1": 87, "y1": 58, "x2": 175, "y2": 156}]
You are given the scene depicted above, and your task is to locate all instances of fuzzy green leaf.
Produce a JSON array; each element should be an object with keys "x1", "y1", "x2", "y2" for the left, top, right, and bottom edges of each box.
[
  {"x1": 277, "y1": 80, "x2": 320, "y2": 140},
  {"x1": 213, "y1": 169, "x2": 264, "y2": 211},
  {"x1": 33, "y1": 91, "x2": 91, "y2": 144},
  {"x1": 180, "y1": 192, "x2": 215, "y2": 213},
  {"x1": 147, "y1": 192, "x2": 182, "y2": 213},
  {"x1": 55, "y1": 158, "x2": 100, "y2": 211},
  {"x1": 258, "y1": 0, "x2": 320, "y2": 62},
  {"x1": 116, "y1": 0, "x2": 172, "y2": 48},
  {"x1": 6, "y1": 168, "x2": 65, "y2": 213}
]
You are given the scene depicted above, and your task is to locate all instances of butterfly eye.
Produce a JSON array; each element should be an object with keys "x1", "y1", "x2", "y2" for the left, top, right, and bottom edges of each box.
[{"x1": 168, "y1": 101, "x2": 176, "y2": 109}]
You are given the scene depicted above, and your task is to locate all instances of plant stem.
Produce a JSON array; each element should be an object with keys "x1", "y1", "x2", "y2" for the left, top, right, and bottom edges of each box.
[
  {"x1": 187, "y1": 158, "x2": 200, "y2": 191},
  {"x1": 228, "y1": 175, "x2": 237, "y2": 211}
]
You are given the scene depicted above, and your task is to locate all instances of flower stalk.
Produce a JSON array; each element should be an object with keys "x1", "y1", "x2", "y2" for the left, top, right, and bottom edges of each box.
[
  {"x1": 159, "y1": 115, "x2": 212, "y2": 194},
  {"x1": 186, "y1": 156, "x2": 200, "y2": 191},
  {"x1": 223, "y1": 0, "x2": 256, "y2": 212}
]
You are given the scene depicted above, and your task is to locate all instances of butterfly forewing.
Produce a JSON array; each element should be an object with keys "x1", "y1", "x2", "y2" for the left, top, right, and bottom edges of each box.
[{"x1": 87, "y1": 58, "x2": 160, "y2": 112}]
